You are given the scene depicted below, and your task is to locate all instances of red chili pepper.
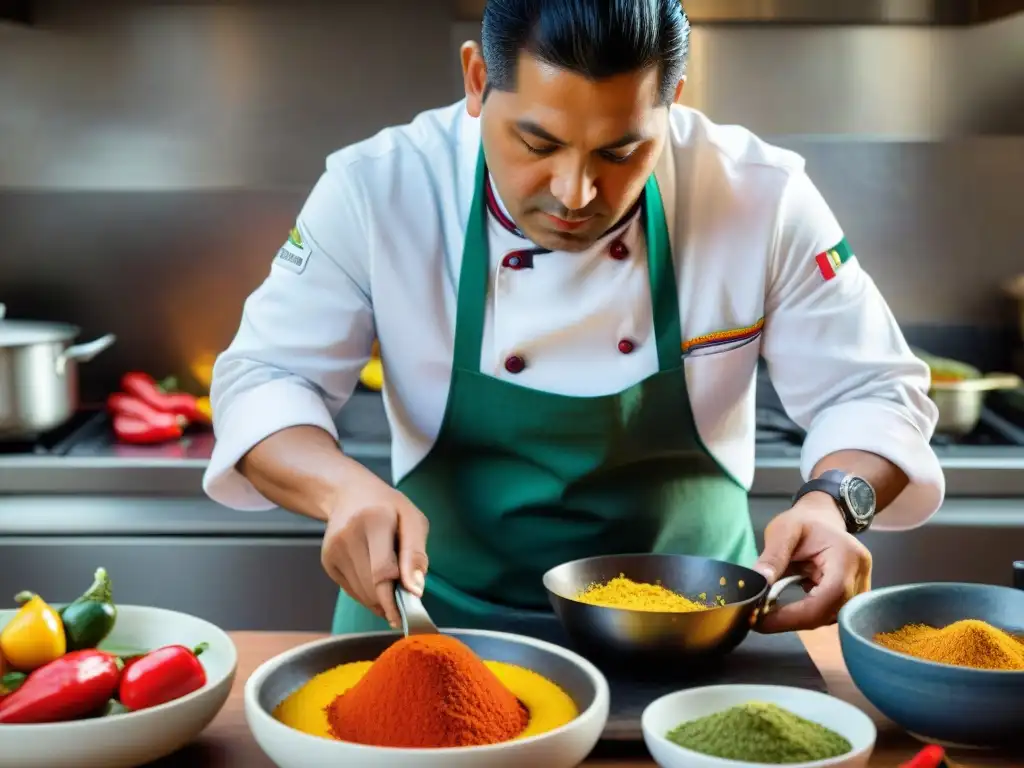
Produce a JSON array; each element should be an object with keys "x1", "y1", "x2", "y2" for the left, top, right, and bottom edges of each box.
[
  {"x1": 118, "y1": 642, "x2": 208, "y2": 711},
  {"x1": 900, "y1": 745, "x2": 947, "y2": 768},
  {"x1": 121, "y1": 372, "x2": 207, "y2": 424},
  {"x1": 107, "y1": 392, "x2": 187, "y2": 428},
  {"x1": 112, "y1": 414, "x2": 184, "y2": 444},
  {"x1": 0, "y1": 650, "x2": 120, "y2": 724}
]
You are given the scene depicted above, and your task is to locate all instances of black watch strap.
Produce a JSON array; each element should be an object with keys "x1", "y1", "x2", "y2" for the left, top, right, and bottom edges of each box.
[{"x1": 793, "y1": 469, "x2": 875, "y2": 534}]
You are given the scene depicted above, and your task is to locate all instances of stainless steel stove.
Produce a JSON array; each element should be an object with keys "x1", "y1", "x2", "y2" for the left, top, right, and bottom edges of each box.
[
  {"x1": 0, "y1": 409, "x2": 216, "y2": 460},
  {"x1": 3, "y1": 388, "x2": 1023, "y2": 459},
  {"x1": 756, "y1": 402, "x2": 1024, "y2": 454}
]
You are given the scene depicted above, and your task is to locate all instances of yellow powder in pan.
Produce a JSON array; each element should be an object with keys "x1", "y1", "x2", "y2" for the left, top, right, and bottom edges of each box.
[{"x1": 573, "y1": 574, "x2": 711, "y2": 613}]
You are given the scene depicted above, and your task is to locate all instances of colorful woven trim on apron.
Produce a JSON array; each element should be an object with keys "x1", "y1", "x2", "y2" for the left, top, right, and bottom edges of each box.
[
  {"x1": 682, "y1": 317, "x2": 764, "y2": 355},
  {"x1": 815, "y1": 237, "x2": 854, "y2": 281}
]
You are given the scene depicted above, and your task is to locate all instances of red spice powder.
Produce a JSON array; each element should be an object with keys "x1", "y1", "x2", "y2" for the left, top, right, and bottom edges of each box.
[{"x1": 326, "y1": 634, "x2": 529, "y2": 748}]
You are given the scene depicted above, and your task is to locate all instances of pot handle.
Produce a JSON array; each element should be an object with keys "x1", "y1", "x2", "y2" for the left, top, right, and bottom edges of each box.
[
  {"x1": 753, "y1": 574, "x2": 808, "y2": 627},
  {"x1": 56, "y1": 334, "x2": 117, "y2": 375},
  {"x1": 931, "y1": 373, "x2": 1021, "y2": 391},
  {"x1": 979, "y1": 374, "x2": 1022, "y2": 390}
]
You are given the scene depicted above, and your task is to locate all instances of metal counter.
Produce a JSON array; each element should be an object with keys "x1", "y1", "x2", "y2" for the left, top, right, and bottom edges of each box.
[{"x1": 1, "y1": 441, "x2": 1022, "y2": 497}]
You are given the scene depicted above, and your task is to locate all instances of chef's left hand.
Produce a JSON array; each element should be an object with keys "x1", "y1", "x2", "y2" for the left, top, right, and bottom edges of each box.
[{"x1": 752, "y1": 494, "x2": 872, "y2": 633}]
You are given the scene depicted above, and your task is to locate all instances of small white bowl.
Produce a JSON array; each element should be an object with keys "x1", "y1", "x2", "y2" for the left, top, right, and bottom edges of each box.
[
  {"x1": 245, "y1": 629, "x2": 610, "y2": 768},
  {"x1": 0, "y1": 604, "x2": 237, "y2": 768},
  {"x1": 641, "y1": 684, "x2": 877, "y2": 768}
]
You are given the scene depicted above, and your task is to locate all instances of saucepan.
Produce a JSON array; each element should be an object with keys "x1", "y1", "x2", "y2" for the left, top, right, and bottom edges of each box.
[
  {"x1": 0, "y1": 302, "x2": 116, "y2": 440},
  {"x1": 543, "y1": 553, "x2": 805, "y2": 669},
  {"x1": 929, "y1": 373, "x2": 1021, "y2": 436}
]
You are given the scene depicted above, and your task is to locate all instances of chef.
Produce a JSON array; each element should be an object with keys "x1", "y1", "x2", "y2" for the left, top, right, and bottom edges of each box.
[{"x1": 203, "y1": 0, "x2": 944, "y2": 637}]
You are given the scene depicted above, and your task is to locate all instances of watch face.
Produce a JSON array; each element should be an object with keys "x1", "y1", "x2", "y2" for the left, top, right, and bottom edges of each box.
[{"x1": 844, "y1": 477, "x2": 876, "y2": 521}]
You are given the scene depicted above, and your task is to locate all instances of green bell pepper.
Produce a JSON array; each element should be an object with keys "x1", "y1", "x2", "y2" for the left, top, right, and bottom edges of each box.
[{"x1": 60, "y1": 567, "x2": 117, "y2": 651}]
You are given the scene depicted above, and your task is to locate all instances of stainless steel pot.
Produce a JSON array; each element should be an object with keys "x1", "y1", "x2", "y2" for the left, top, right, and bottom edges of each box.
[
  {"x1": 0, "y1": 305, "x2": 116, "y2": 439},
  {"x1": 930, "y1": 373, "x2": 1022, "y2": 436}
]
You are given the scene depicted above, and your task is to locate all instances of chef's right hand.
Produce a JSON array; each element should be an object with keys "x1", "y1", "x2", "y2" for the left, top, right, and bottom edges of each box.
[{"x1": 320, "y1": 469, "x2": 429, "y2": 629}]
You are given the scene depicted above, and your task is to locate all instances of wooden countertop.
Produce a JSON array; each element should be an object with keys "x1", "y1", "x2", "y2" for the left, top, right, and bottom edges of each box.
[{"x1": 146, "y1": 627, "x2": 1013, "y2": 768}]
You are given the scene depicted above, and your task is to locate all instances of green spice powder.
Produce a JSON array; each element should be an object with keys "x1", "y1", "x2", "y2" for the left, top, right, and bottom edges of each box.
[{"x1": 666, "y1": 701, "x2": 852, "y2": 764}]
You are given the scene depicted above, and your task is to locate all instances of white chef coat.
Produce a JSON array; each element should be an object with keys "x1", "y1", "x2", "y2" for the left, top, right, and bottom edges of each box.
[{"x1": 202, "y1": 99, "x2": 944, "y2": 530}]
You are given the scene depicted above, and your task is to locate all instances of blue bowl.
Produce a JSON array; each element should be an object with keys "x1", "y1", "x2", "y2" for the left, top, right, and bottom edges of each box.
[{"x1": 838, "y1": 582, "x2": 1024, "y2": 749}]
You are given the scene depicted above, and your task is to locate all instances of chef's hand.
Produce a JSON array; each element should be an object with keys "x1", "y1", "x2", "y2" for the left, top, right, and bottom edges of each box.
[
  {"x1": 752, "y1": 494, "x2": 872, "y2": 633},
  {"x1": 320, "y1": 469, "x2": 429, "y2": 629}
]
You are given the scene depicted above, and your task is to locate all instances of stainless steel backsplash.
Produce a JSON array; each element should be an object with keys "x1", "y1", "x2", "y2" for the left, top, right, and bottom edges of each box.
[{"x1": 1, "y1": 0, "x2": 1021, "y2": 400}]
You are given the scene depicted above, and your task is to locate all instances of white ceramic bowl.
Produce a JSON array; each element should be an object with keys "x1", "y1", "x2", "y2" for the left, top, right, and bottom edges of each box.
[
  {"x1": 0, "y1": 604, "x2": 237, "y2": 768},
  {"x1": 641, "y1": 684, "x2": 877, "y2": 768},
  {"x1": 245, "y1": 629, "x2": 610, "y2": 767}
]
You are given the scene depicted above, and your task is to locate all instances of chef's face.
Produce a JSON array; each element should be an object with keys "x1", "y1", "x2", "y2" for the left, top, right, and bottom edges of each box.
[{"x1": 462, "y1": 43, "x2": 681, "y2": 253}]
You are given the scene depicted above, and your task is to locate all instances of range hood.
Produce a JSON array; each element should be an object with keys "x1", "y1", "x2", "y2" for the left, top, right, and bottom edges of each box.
[{"x1": 455, "y1": 0, "x2": 1024, "y2": 25}]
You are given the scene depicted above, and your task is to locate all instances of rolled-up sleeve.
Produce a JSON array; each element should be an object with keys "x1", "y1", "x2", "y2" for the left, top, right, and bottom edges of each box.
[
  {"x1": 202, "y1": 161, "x2": 376, "y2": 510},
  {"x1": 761, "y1": 169, "x2": 944, "y2": 530}
]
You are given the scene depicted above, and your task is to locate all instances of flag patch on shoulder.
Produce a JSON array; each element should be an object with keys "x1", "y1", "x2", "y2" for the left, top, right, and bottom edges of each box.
[
  {"x1": 815, "y1": 238, "x2": 854, "y2": 281},
  {"x1": 274, "y1": 224, "x2": 311, "y2": 275}
]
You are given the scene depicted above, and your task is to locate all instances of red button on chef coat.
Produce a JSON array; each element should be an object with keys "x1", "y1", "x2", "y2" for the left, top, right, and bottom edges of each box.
[
  {"x1": 504, "y1": 355, "x2": 526, "y2": 374},
  {"x1": 610, "y1": 240, "x2": 629, "y2": 260}
]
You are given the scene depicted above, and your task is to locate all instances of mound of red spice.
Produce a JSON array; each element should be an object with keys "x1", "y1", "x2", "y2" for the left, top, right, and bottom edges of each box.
[{"x1": 326, "y1": 633, "x2": 529, "y2": 748}]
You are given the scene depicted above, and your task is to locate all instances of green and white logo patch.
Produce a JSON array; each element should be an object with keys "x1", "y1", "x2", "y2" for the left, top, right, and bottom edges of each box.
[{"x1": 274, "y1": 224, "x2": 311, "y2": 275}]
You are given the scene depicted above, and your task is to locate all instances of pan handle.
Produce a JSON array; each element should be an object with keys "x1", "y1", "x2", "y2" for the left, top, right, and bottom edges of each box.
[
  {"x1": 56, "y1": 334, "x2": 117, "y2": 375},
  {"x1": 757, "y1": 574, "x2": 807, "y2": 622}
]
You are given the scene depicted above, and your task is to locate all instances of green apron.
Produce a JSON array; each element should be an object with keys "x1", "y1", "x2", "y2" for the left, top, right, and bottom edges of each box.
[{"x1": 332, "y1": 147, "x2": 756, "y2": 639}]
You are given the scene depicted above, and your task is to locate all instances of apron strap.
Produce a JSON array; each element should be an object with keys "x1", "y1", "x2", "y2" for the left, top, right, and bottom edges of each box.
[
  {"x1": 452, "y1": 146, "x2": 491, "y2": 373},
  {"x1": 643, "y1": 174, "x2": 684, "y2": 372},
  {"x1": 453, "y1": 145, "x2": 683, "y2": 374}
]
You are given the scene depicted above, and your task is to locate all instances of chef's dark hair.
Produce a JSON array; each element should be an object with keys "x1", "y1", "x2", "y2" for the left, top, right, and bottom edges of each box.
[{"x1": 481, "y1": 0, "x2": 689, "y2": 105}]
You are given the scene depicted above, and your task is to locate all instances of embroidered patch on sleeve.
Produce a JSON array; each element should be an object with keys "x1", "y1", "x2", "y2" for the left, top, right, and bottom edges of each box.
[
  {"x1": 814, "y1": 238, "x2": 854, "y2": 281},
  {"x1": 682, "y1": 317, "x2": 765, "y2": 356},
  {"x1": 274, "y1": 224, "x2": 312, "y2": 275}
]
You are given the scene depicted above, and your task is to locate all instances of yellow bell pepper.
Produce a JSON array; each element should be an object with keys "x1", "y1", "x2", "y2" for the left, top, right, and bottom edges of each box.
[
  {"x1": 0, "y1": 592, "x2": 66, "y2": 671},
  {"x1": 196, "y1": 395, "x2": 213, "y2": 422},
  {"x1": 189, "y1": 354, "x2": 217, "y2": 391},
  {"x1": 359, "y1": 358, "x2": 384, "y2": 391}
]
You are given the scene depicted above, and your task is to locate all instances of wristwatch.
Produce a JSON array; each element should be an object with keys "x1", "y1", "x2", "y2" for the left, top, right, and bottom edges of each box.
[{"x1": 792, "y1": 469, "x2": 876, "y2": 534}]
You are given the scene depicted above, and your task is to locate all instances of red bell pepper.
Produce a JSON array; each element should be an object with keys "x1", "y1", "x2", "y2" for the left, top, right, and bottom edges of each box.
[
  {"x1": 900, "y1": 745, "x2": 947, "y2": 768},
  {"x1": 0, "y1": 650, "x2": 120, "y2": 724},
  {"x1": 120, "y1": 372, "x2": 210, "y2": 425},
  {"x1": 118, "y1": 642, "x2": 208, "y2": 711}
]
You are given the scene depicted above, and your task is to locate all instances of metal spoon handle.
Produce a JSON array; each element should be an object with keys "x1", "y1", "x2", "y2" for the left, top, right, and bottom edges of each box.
[{"x1": 394, "y1": 583, "x2": 438, "y2": 636}]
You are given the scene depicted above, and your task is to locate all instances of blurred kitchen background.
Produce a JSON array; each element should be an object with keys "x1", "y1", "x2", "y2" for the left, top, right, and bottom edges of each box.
[{"x1": 1, "y1": 0, "x2": 1023, "y2": 630}]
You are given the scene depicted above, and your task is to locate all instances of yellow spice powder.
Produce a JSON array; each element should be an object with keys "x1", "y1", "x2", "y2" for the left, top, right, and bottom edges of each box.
[
  {"x1": 574, "y1": 574, "x2": 711, "y2": 613},
  {"x1": 874, "y1": 619, "x2": 1024, "y2": 671}
]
